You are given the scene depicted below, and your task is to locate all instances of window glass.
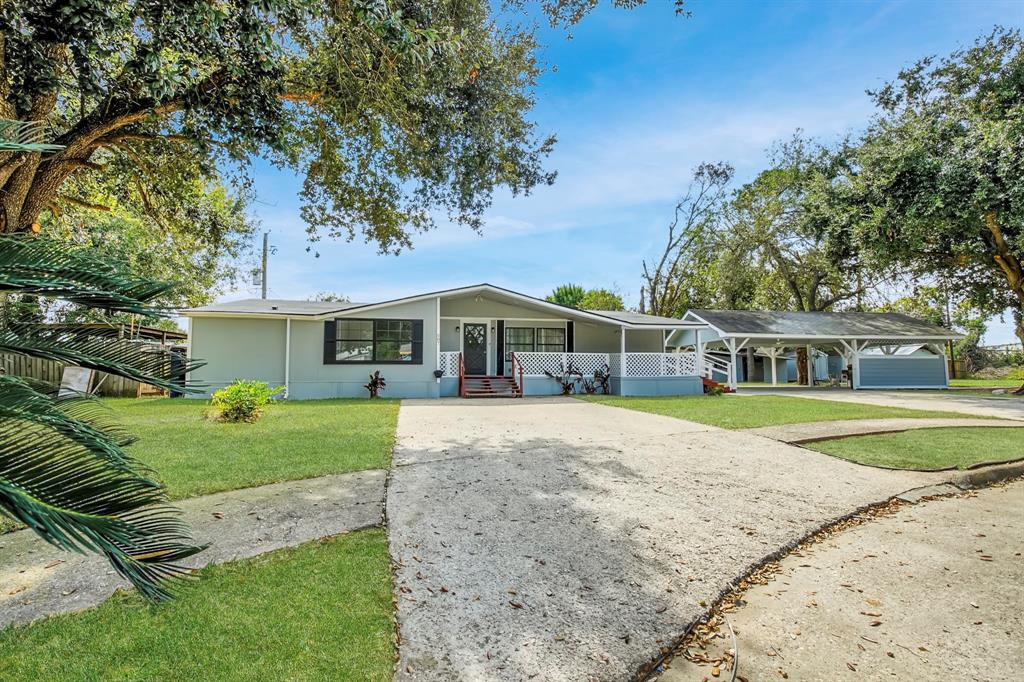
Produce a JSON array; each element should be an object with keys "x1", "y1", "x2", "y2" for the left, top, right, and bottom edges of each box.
[
  {"x1": 337, "y1": 320, "x2": 373, "y2": 341},
  {"x1": 505, "y1": 327, "x2": 535, "y2": 360},
  {"x1": 537, "y1": 328, "x2": 566, "y2": 353},
  {"x1": 337, "y1": 339, "x2": 373, "y2": 362},
  {"x1": 331, "y1": 319, "x2": 417, "y2": 362}
]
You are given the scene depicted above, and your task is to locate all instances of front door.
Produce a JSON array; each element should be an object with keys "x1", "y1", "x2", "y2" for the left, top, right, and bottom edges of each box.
[{"x1": 463, "y1": 323, "x2": 487, "y2": 375}]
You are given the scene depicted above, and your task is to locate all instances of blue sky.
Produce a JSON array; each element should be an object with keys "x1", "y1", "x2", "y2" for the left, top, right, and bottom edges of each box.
[{"x1": 232, "y1": 0, "x2": 1023, "y2": 344}]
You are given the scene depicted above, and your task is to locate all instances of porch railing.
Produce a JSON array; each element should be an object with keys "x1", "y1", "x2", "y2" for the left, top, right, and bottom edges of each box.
[
  {"x1": 515, "y1": 351, "x2": 698, "y2": 378},
  {"x1": 439, "y1": 350, "x2": 701, "y2": 379},
  {"x1": 514, "y1": 352, "x2": 610, "y2": 377}
]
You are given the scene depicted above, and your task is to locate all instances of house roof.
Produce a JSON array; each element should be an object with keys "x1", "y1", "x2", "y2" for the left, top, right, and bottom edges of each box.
[
  {"x1": 684, "y1": 309, "x2": 961, "y2": 341},
  {"x1": 181, "y1": 284, "x2": 696, "y2": 329},
  {"x1": 587, "y1": 310, "x2": 699, "y2": 327},
  {"x1": 185, "y1": 298, "x2": 364, "y2": 316}
]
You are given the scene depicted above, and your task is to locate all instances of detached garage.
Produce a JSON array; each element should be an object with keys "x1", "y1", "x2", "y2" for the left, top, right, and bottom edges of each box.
[{"x1": 673, "y1": 309, "x2": 961, "y2": 391}]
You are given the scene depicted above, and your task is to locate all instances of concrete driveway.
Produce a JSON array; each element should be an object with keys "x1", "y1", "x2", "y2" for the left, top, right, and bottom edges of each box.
[
  {"x1": 386, "y1": 398, "x2": 950, "y2": 681},
  {"x1": 738, "y1": 386, "x2": 1024, "y2": 421}
]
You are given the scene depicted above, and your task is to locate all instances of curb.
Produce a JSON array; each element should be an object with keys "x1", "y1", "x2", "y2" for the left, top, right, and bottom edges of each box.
[{"x1": 950, "y1": 460, "x2": 1024, "y2": 489}]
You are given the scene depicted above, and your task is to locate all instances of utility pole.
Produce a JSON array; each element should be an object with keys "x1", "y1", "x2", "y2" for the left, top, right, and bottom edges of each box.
[{"x1": 260, "y1": 232, "x2": 269, "y2": 300}]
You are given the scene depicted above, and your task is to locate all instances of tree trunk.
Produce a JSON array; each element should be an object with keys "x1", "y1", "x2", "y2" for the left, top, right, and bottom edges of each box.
[
  {"x1": 1014, "y1": 310, "x2": 1024, "y2": 396},
  {"x1": 796, "y1": 346, "x2": 809, "y2": 386}
]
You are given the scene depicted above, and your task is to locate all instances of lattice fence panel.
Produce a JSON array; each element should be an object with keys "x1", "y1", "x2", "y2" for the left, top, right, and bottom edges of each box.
[
  {"x1": 514, "y1": 352, "x2": 564, "y2": 376},
  {"x1": 621, "y1": 352, "x2": 698, "y2": 377},
  {"x1": 663, "y1": 352, "x2": 697, "y2": 376},
  {"x1": 439, "y1": 352, "x2": 461, "y2": 376},
  {"x1": 565, "y1": 353, "x2": 609, "y2": 376},
  {"x1": 609, "y1": 353, "x2": 623, "y2": 377}
]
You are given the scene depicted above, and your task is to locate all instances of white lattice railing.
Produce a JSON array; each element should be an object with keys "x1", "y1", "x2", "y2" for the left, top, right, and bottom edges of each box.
[
  {"x1": 612, "y1": 352, "x2": 698, "y2": 378},
  {"x1": 439, "y1": 351, "x2": 461, "y2": 377},
  {"x1": 514, "y1": 352, "x2": 610, "y2": 376}
]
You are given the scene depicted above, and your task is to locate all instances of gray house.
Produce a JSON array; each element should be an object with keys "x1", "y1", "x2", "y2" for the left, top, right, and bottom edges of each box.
[{"x1": 183, "y1": 284, "x2": 706, "y2": 399}]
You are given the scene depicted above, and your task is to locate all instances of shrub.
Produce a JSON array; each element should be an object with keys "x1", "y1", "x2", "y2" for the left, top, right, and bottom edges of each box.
[
  {"x1": 365, "y1": 370, "x2": 386, "y2": 398},
  {"x1": 544, "y1": 364, "x2": 582, "y2": 395},
  {"x1": 210, "y1": 380, "x2": 283, "y2": 422},
  {"x1": 705, "y1": 385, "x2": 725, "y2": 397}
]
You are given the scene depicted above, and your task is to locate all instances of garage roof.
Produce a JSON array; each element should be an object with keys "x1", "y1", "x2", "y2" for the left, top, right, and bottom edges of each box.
[{"x1": 684, "y1": 309, "x2": 961, "y2": 341}]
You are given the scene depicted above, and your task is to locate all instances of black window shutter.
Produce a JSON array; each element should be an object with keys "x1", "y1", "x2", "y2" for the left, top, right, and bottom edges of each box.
[
  {"x1": 566, "y1": 321, "x2": 574, "y2": 352},
  {"x1": 323, "y1": 320, "x2": 336, "y2": 364},
  {"x1": 496, "y1": 320, "x2": 505, "y2": 375},
  {"x1": 411, "y1": 320, "x2": 424, "y2": 364}
]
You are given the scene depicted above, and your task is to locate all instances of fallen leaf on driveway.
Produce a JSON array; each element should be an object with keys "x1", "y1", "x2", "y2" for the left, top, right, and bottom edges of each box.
[
  {"x1": 509, "y1": 600, "x2": 523, "y2": 609},
  {"x1": 847, "y1": 662, "x2": 857, "y2": 671}
]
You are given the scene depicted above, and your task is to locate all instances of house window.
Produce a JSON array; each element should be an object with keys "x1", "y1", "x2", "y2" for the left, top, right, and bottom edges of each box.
[
  {"x1": 537, "y1": 328, "x2": 566, "y2": 353},
  {"x1": 504, "y1": 326, "x2": 566, "y2": 359},
  {"x1": 326, "y1": 318, "x2": 422, "y2": 364},
  {"x1": 505, "y1": 327, "x2": 535, "y2": 360}
]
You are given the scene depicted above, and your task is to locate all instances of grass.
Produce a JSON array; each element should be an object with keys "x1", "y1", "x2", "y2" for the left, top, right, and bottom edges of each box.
[
  {"x1": 576, "y1": 394, "x2": 977, "y2": 430},
  {"x1": 0, "y1": 529, "x2": 394, "y2": 681},
  {"x1": 950, "y1": 378, "x2": 1022, "y2": 388},
  {"x1": 108, "y1": 397, "x2": 399, "y2": 500},
  {"x1": 805, "y1": 427, "x2": 1024, "y2": 470}
]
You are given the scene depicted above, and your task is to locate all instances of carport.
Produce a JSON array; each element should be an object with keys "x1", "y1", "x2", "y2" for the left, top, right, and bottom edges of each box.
[{"x1": 675, "y1": 310, "x2": 962, "y2": 391}]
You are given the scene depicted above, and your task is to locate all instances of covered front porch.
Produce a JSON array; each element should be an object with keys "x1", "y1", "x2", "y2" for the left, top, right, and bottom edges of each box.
[{"x1": 431, "y1": 287, "x2": 707, "y2": 397}]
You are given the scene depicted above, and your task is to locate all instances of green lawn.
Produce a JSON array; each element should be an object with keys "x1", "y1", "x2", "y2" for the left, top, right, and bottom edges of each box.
[
  {"x1": 950, "y1": 378, "x2": 1022, "y2": 388},
  {"x1": 111, "y1": 397, "x2": 399, "y2": 500},
  {"x1": 577, "y1": 394, "x2": 977, "y2": 430},
  {"x1": 0, "y1": 529, "x2": 394, "y2": 681},
  {"x1": 805, "y1": 427, "x2": 1024, "y2": 470}
]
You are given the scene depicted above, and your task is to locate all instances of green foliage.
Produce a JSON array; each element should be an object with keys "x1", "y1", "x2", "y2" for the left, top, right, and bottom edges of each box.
[
  {"x1": 0, "y1": 0, "x2": 680, "y2": 253},
  {"x1": 546, "y1": 283, "x2": 587, "y2": 308},
  {"x1": 579, "y1": 288, "x2": 625, "y2": 311},
  {"x1": 0, "y1": 235, "x2": 204, "y2": 601},
  {"x1": 833, "y1": 27, "x2": 1024, "y2": 346},
  {"x1": 363, "y1": 371, "x2": 386, "y2": 399},
  {"x1": 720, "y1": 135, "x2": 871, "y2": 312},
  {"x1": 210, "y1": 380, "x2": 283, "y2": 423}
]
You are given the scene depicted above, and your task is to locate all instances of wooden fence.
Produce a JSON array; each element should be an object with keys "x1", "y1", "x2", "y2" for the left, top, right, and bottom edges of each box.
[{"x1": 0, "y1": 353, "x2": 166, "y2": 398}]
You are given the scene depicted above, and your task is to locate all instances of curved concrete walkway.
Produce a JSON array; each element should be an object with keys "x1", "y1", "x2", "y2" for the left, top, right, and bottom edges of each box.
[
  {"x1": 744, "y1": 417, "x2": 1024, "y2": 444},
  {"x1": 659, "y1": 481, "x2": 1024, "y2": 681},
  {"x1": 0, "y1": 469, "x2": 385, "y2": 629},
  {"x1": 387, "y1": 398, "x2": 951, "y2": 681}
]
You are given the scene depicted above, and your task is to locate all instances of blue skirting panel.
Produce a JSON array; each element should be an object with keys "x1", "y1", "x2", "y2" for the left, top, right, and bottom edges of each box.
[
  {"x1": 523, "y1": 376, "x2": 567, "y2": 396},
  {"x1": 440, "y1": 377, "x2": 459, "y2": 397},
  {"x1": 284, "y1": 380, "x2": 440, "y2": 400},
  {"x1": 611, "y1": 376, "x2": 703, "y2": 396}
]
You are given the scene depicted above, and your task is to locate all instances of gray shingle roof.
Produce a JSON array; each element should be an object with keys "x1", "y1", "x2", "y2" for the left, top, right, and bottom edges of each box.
[
  {"x1": 687, "y1": 309, "x2": 960, "y2": 339},
  {"x1": 184, "y1": 298, "x2": 363, "y2": 316},
  {"x1": 587, "y1": 310, "x2": 694, "y2": 326}
]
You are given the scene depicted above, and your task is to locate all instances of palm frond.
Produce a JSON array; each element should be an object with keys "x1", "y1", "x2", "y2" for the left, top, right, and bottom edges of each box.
[
  {"x1": 0, "y1": 393, "x2": 206, "y2": 600},
  {"x1": 0, "y1": 235, "x2": 176, "y2": 315},
  {"x1": 0, "y1": 375, "x2": 143, "y2": 469},
  {"x1": 0, "y1": 324, "x2": 203, "y2": 392}
]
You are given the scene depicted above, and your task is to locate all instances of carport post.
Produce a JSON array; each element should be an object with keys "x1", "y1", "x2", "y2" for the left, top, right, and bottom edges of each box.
[
  {"x1": 768, "y1": 347, "x2": 779, "y2": 386},
  {"x1": 806, "y1": 344, "x2": 814, "y2": 387}
]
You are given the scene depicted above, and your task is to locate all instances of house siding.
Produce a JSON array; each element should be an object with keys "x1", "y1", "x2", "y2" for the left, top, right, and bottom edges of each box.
[
  {"x1": 189, "y1": 297, "x2": 442, "y2": 399},
  {"x1": 858, "y1": 356, "x2": 947, "y2": 389}
]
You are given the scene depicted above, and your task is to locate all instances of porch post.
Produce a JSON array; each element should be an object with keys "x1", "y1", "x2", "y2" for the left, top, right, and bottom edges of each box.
[
  {"x1": 769, "y1": 347, "x2": 778, "y2": 386},
  {"x1": 850, "y1": 340, "x2": 862, "y2": 390},
  {"x1": 695, "y1": 328, "x2": 703, "y2": 377},
  {"x1": 723, "y1": 338, "x2": 738, "y2": 390},
  {"x1": 435, "y1": 297, "x2": 442, "y2": 383},
  {"x1": 620, "y1": 325, "x2": 626, "y2": 363}
]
